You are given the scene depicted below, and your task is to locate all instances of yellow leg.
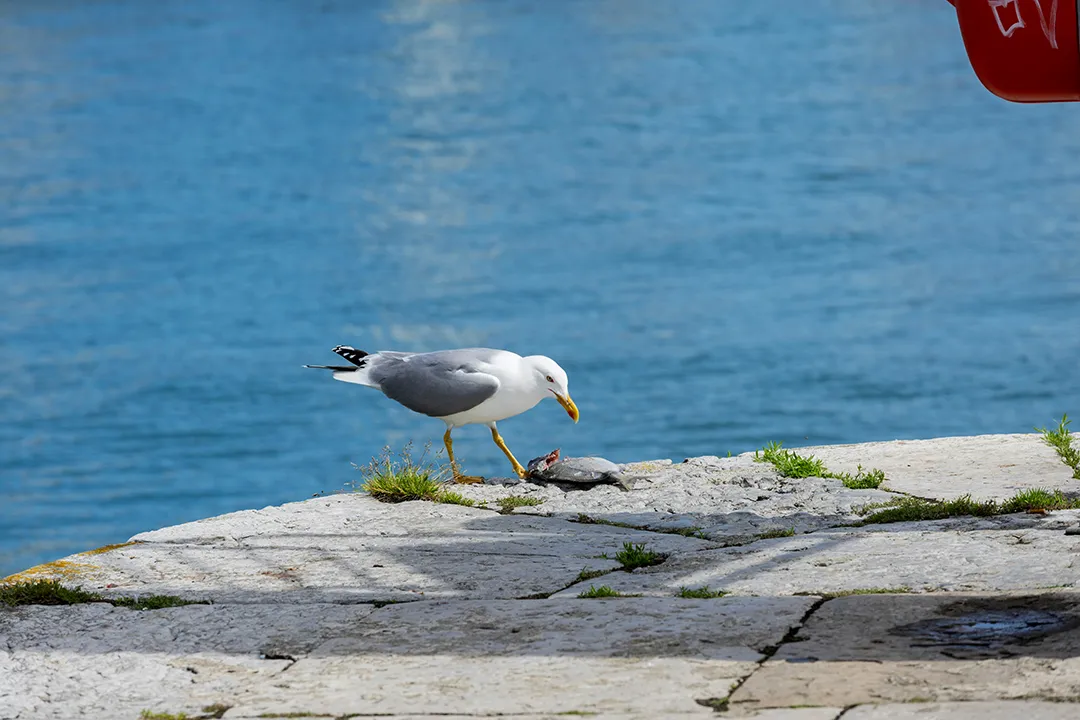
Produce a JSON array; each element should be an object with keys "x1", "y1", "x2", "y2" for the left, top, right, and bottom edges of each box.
[
  {"x1": 444, "y1": 428, "x2": 484, "y2": 484},
  {"x1": 490, "y1": 426, "x2": 527, "y2": 479}
]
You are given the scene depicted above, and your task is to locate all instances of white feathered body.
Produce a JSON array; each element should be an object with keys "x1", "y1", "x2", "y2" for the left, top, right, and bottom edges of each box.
[{"x1": 331, "y1": 349, "x2": 547, "y2": 427}]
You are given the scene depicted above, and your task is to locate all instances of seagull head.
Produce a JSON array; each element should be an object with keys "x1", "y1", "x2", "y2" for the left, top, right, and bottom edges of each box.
[{"x1": 525, "y1": 356, "x2": 579, "y2": 423}]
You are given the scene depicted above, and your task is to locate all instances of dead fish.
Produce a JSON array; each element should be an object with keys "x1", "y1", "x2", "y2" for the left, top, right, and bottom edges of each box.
[{"x1": 525, "y1": 449, "x2": 635, "y2": 491}]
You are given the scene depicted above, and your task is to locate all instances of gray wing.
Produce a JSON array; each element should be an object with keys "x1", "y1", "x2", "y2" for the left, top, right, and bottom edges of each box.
[{"x1": 367, "y1": 349, "x2": 502, "y2": 418}]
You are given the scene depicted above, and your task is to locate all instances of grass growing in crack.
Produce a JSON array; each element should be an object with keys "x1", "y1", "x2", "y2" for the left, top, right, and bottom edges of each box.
[
  {"x1": 140, "y1": 706, "x2": 229, "y2": 720},
  {"x1": 573, "y1": 513, "x2": 636, "y2": 529},
  {"x1": 860, "y1": 495, "x2": 998, "y2": 523},
  {"x1": 678, "y1": 585, "x2": 728, "y2": 599},
  {"x1": 857, "y1": 490, "x2": 1080, "y2": 524},
  {"x1": 578, "y1": 585, "x2": 638, "y2": 598},
  {"x1": 829, "y1": 465, "x2": 886, "y2": 490},
  {"x1": 669, "y1": 526, "x2": 708, "y2": 539},
  {"x1": 0, "y1": 579, "x2": 205, "y2": 610},
  {"x1": 756, "y1": 527, "x2": 796, "y2": 540},
  {"x1": 796, "y1": 587, "x2": 912, "y2": 599},
  {"x1": 571, "y1": 514, "x2": 710, "y2": 540},
  {"x1": 111, "y1": 595, "x2": 208, "y2": 611},
  {"x1": 1038, "y1": 414, "x2": 1080, "y2": 479},
  {"x1": 355, "y1": 443, "x2": 475, "y2": 506},
  {"x1": 1, "y1": 580, "x2": 102, "y2": 606},
  {"x1": 999, "y1": 488, "x2": 1080, "y2": 513},
  {"x1": 575, "y1": 567, "x2": 610, "y2": 583},
  {"x1": 694, "y1": 697, "x2": 729, "y2": 711},
  {"x1": 614, "y1": 541, "x2": 665, "y2": 570},
  {"x1": 435, "y1": 490, "x2": 475, "y2": 507},
  {"x1": 496, "y1": 496, "x2": 544, "y2": 513},
  {"x1": 754, "y1": 441, "x2": 886, "y2": 489}
]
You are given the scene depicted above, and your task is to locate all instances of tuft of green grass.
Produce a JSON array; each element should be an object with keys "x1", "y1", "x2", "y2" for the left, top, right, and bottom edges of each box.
[
  {"x1": 139, "y1": 707, "x2": 229, "y2": 720},
  {"x1": 358, "y1": 446, "x2": 445, "y2": 501},
  {"x1": 668, "y1": 526, "x2": 709, "y2": 539},
  {"x1": 858, "y1": 489, "x2": 1080, "y2": 525},
  {"x1": 1, "y1": 579, "x2": 104, "y2": 606},
  {"x1": 497, "y1": 496, "x2": 544, "y2": 513},
  {"x1": 356, "y1": 444, "x2": 484, "y2": 506},
  {"x1": 754, "y1": 441, "x2": 826, "y2": 478},
  {"x1": 1038, "y1": 414, "x2": 1080, "y2": 479},
  {"x1": 678, "y1": 585, "x2": 728, "y2": 599},
  {"x1": 754, "y1": 441, "x2": 889, "y2": 489},
  {"x1": 830, "y1": 465, "x2": 887, "y2": 490},
  {"x1": 853, "y1": 497, "x2": 907, "y2": 515},
  {"x1": 0, "y1": 579, "x2": 206, "y2": 610},
  {"x1": 436, "y1": 490, "x2": 475, "y2": 507},
  {"x1": 614, "y1": 541, "x2": 666, "y2": 570},
  {"x1": 110, "y1": 595, "x2": 206, "y2": 611},
  {"x1": 578, "y1": 585, "x2": 635, "y2": 598},
  {"x1": 754, "y1": 442, "x2": 887, "y2": 488},
  {"x1": 999, "y1": 488, "x2": 1080, "y2": 513},
  {"x1": 797, "y1": 587, "x2": 912, "y2": 599},
  {"x1": 860, "y1": 495, "x2": 997, "y2": 523},
  {"x1": 575, "y1": 567, "x2": 610, "y2": 583},
  {"x1": 756, "y1": 527, "x2": 796, "y2": 540}
]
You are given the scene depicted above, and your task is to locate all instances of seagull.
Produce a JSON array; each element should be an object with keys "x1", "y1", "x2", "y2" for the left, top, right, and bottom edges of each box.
[{"x1": 305, "y1": 346, "x2": 579, "y2": 483}]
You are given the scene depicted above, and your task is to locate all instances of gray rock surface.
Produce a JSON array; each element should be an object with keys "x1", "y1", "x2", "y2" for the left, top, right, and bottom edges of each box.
[
  {"x1": 730, "y1": 591, "x2": 1080, "y2": 710},
  {"x1": 461, "y1": 453, "x2": 897, "y2": 542},
  {"x1": 552, "y1": 511, "x2": 1080, "y2": 598},
  {"x1": 9, "y1": 496, "x2": 710, "y2": 604},
  {"x1": 3, "y1": 433, "x2": 1080, "y2": 719},
  {"x1": 843, "y1": 702, "x2": 1080, "y2": 719},
  {"x1": 797, "y1": 433, "x2": 1075, "y2": 500}
]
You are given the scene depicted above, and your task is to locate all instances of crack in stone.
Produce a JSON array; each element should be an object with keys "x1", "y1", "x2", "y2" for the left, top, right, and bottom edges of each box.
[
  {"x1": 719, "y1": 595, "x2": 829, "y2": 713},
  {"x1": 262, "y1": 652, "x2": 299, "y2": 672}
]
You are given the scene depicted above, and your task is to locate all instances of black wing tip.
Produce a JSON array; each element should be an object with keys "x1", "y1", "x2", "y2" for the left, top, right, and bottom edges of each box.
[
  {"x1": 305, "y1": 364, "x2": 357, "y2": 372},
  {"x1": 333, "y1": 345, "x2": 370, "y2": 366}
]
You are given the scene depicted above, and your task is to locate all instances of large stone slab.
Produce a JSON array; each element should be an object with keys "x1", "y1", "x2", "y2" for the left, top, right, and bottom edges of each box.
[
  {"x1": 5, "y1": 433, "x2": 1080, "y2": 720},
  {"x1": 0, "y1": 597, "x2": 815, "y2": 720},
  {"x1": 0, "y1": 602, "x2": 373, "y2": 720},
  {"x1": 844, "y1": 701, "x2": 1080, "y2": 719},
  {"x1": 457, "y1": 454, "x2": 897, "y2": 543},
  {"x1": 224, "y1": 716, "x2": 712, "y2": 720},
  {"x1": 224, "y1": 710, "x2": 842, "y2": 720},
  {"x1": 225, "y1": 597, "x2": 816, "y2": 718},
  {"x1": 796, "y1": 434, "x2": 1076, "y2": 500},
  {"x1": 223, "y1": 716, "x2": 791, "y2": 720},
  {"x1": 730, "y1": 591, "x2": 1080, "y2": 711},
  {"x1": 3, "y1": 495, "x2": 713, "y2": 603},
  {"x1": 552, "y1": 511, "x2": 1080, "y2": 598}
]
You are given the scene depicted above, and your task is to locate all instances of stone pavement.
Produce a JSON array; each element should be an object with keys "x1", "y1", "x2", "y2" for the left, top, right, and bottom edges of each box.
[{"x1": 2, "y1": 433, "x2": 1080, "y2": 719}]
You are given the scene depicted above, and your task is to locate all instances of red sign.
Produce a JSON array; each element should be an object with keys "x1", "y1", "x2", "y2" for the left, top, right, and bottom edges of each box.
[{"x1": 952, "y1": 0, "x2": 1080, "y2": 102}]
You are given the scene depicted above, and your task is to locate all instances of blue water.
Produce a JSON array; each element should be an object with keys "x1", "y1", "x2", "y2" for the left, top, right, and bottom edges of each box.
[{"x1": 3, "y1": 0, "x2": 1079, "y2": 577}]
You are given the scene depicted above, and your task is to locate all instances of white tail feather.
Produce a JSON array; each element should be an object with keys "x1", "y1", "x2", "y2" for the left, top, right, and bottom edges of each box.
[{"x1": 332, "y1": 368, "x2": 377, "y2": 387}]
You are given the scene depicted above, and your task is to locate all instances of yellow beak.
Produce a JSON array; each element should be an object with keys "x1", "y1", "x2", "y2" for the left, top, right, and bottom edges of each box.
[{"x1": 555, "y1": 393, "x2": 579, "y2": 423}]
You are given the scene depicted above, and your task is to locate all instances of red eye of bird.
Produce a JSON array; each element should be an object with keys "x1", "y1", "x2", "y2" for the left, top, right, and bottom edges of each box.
[{"x1": 546, "y1": 375, "x2": 554, "y2": 383}]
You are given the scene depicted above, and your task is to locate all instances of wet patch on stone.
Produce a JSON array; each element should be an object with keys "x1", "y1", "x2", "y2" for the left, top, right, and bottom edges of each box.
[{"x1": 890, "y1": 595, "x2": 1080, "y2": 658}]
